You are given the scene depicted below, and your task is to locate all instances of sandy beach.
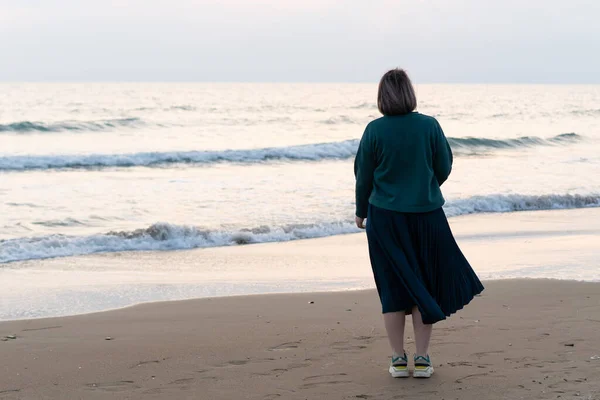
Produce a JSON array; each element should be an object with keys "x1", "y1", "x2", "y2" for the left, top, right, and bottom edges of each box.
[
  {"x1": 2, "y1": 208, "x2": 600, "y2": 321},
  {"x1": 1, "y1": 280, "x2": 599, "y2": 399},
  {"x1": 3, "y1": 3, "x2": 600, "y2": 399},
  {"x1": 2, "y1": 208, "x2": 600, "y2": 399}
]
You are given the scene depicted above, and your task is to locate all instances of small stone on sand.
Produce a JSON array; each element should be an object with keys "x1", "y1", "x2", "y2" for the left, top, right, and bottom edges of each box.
[{"x1": 105, "y1": 337, "x2": 114, "y2": 341}]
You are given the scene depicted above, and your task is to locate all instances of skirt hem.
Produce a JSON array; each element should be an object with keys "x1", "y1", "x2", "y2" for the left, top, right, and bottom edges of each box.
[{"x1": 381, "y1": 286, "x2": 484, "y2": 325}]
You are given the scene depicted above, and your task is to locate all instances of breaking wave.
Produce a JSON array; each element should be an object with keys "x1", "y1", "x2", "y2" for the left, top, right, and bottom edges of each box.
[
  {"x1": 0, "y1": 133, "x2": 582, "y2": 171},
  {"x1": 2, "y1": 193, "x2": 598, "y2": 263}
]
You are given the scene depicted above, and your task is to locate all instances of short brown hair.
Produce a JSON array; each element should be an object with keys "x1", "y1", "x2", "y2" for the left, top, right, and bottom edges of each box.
[{"x1": 377, "y1": 69, "x2": 417, "y2": 116}]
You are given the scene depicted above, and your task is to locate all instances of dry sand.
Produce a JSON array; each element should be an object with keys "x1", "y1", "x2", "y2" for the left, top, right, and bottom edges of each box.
[{"x1": 1, "y1": 279, "x2": 599, "y2": 400}]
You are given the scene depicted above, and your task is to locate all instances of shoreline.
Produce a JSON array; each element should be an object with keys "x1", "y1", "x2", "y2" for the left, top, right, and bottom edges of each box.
[
  {"x1": 3, "y1": 199, "x2": 600, "y2": 266},
  {"x1": 1, "y1": 207, "x2": 599, "y2": 321},
  {"x1": 1, "y1": 279, "x2": 599, "y2": 400},
  {"x1": 0, "y1": 277, "x2": 592, "y2": 324},
  {"x1": 0, "y1": 286, "x2": 369, "y2": 324},
  {"x1": 0, "y1": 278, "x2": 587, "y2": 325}
]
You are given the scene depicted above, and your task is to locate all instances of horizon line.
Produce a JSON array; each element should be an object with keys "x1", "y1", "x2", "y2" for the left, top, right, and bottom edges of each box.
[{"x1": 1, "y1": 81, "x2": 600, "y2": 85}]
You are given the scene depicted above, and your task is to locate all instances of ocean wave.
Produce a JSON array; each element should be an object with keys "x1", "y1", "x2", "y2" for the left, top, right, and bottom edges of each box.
[
  {"x1": 351, "y1": 102, "x2": 377, "y2": 109},
  {"x1": 443, "y1": 193, "x2": 600, "y2": 217},
  {"x1": 2, "y1": 193, "x2": 599, "y2": 264},
  {"x1": 6, "y1": 202, "x2": 42, "y2": 208},
  {"x1": 168, "y1": 105, "x2": 196, "y2": 111},
  {"x1": 0, "y1": 133, "x2": 582, "y2": 171},
  {"x1": 320, "y1": 115, "x2": 357, "y2": 125},
  {"x1": 0, "y1": 140, "x2": 360, "y2": 171},
  {"x1": 132, "y1": 105, "x2": 197, "y2": 112},
  {"x1": 447, "y1": 133, "x2": 580, "y2": 150},
  {"x1": 0, "y1": 221, "x2": 359, "y2": 264},
  {"x1": 570, "y1": 109, "x2": 600, "y2": 117},
  {"x1": 0, "y1": 118, "x2": 144, "y2": 133},
  {"x1": 32, "y1": 218, "x2": 85, "y2": 228}
]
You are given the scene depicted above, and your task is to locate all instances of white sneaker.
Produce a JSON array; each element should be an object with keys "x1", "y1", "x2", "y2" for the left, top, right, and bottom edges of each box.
[
  {"x1": 413, "y1": 355, "x2": 434, "y2": 378},
  {"x1": 389, "y1": 352, "x2": 410, "y2": 378}
]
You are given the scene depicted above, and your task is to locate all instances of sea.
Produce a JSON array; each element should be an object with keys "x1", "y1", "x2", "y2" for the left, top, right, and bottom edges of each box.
[{"x1": 1, "y1": 83, "x2": 599, "y2": 319}]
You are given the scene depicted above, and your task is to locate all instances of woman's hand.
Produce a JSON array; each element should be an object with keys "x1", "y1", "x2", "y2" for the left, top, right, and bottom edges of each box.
[{"x1": 355, "y1": 216, "x2": 366, "y2": 229}]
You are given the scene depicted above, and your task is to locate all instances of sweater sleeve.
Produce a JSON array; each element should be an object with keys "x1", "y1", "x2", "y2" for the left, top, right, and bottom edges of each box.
[
  {"x1": 354, "y1": 125, "x2": 376, "y2": 218},
  {"x1": 433, "y1": 120, "x2": 453, "y2": 186}
]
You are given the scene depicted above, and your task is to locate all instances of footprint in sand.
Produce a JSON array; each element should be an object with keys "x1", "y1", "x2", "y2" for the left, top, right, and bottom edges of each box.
[
  {"x1": 265, "y1": 362, "x2": 311, "y2": 377},
  {"x1": 0, "y1": 389, "x2": 21, "y2": 396},
  {"x1": 268, "y1": 341, "x2": 301, "y2": 351},
  {"x1": 331, "y1": 341, "x2": 368, "y2": 351},
  {"x1": 301, "y1": 380, "x2": 352, "y2": 389},
  {"x1": 455, "y1": 373, "x2": 489, "y2": 383},
  {"x1": 301, "y1": 373, "x2": 352, "y2": 389},
  {"x1": 263, "y1": 395, "x2": 282, "y2": 400},
  {"x1": 168, "y1": 378, "x2": 195, "y2": 388},
  {"x1": 21, "y1": 326, "x2": 62, "y2": 332},
  {"x1": 448, "y1": 361, "x2": 474, "y2": 367},
  {"x1": 227, "y1": 359, "x2": 250, "y2": 366},
  {"x1": 448, "y1": 361, "x2": 491, "y2": 368},
  {"x1": 143, "y1": 388, "x2": 168, "y2": 395},
  {"x1": 213, "y1": 359, "x2": 251, "y2": 368},
  {"x1": 455, "y1": 372, "x2": 508, "y2": 384},
  {"x1": 170, "y1": 378, "x2": 194, "y2": 385},
  {"x1": 85, "y1": 381, "x2": 140, "y2": 392},
  {"x1": 471, "y1": 350, "x2": 504, "y2": 358},
  {"x1": 131, "y1": 359, "x2": 163, "y2": 369},
  {"x1": 303, "y1": 373, "x2": 348, "y2": 381}
]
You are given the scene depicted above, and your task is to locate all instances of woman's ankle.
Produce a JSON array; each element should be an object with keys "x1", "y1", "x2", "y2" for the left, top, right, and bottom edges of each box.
[{"x1": 392, "y1": 350, "x2": 407, "y2": 357}]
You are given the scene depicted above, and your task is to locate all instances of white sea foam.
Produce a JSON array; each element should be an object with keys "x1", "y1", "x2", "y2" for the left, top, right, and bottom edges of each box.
[
  {"x1": 443, "y1": 193, "x2": 600, "y2": 217},
  {"x1": 2, "y1": 193, "x2": 599, "y2": 264},
  {"x1": 0, "y1": 221, "x2": 359, "y2": 264}
]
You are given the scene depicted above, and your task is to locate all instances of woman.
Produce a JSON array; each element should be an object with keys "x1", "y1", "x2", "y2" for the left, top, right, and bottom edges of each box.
[{"x1": 354, "y1": 69, "x2": 484, "y2": 379}]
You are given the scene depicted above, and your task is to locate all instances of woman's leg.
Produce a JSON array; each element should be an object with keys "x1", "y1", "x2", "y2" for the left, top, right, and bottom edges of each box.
[
  {"x1": 384, "y1": 311, "x2": 406, "y2": 355},
  {"x1": 412, "y1": 307, "x2": 433, "y2": 357}
]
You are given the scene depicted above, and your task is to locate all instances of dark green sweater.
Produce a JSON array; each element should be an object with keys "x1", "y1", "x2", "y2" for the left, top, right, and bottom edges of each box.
[{"x1": 354, "y1": 112, "x2": 453, "y2": 218}]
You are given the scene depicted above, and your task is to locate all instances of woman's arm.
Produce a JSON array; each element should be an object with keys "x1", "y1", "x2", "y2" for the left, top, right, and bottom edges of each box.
[
  {"x1": 433, "y1": 121, "x2": 453, "y2": 186},
  {"x1": 354, "y1": 125, "x2": 376, "y2": 219}
]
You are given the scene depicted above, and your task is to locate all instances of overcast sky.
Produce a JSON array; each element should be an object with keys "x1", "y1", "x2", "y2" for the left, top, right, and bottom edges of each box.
[{"x1": 1, "y1": 0, "x2": 599, "y2": 83}]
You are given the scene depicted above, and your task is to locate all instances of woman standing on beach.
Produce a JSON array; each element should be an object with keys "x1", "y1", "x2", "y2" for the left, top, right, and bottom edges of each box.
[{"x1": 354, "y1": 69, "x2": 484, "y2": 379}]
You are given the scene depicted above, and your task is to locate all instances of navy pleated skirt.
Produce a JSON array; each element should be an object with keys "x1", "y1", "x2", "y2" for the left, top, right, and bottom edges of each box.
[{"x1": 366, "y1": 204, "x2": 484, "y2": 324}]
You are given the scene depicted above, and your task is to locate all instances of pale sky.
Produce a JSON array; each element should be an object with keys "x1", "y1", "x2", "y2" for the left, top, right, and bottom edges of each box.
[{"x1": 1, "y1": 0, "x2": 599, "y2": 83}]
